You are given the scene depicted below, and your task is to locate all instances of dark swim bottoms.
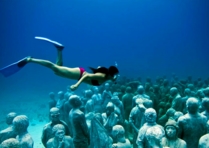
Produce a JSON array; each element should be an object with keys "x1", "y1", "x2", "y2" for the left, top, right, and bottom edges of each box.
[{"x1": 79, "y1": 67, "x2": 85, "y2": 80}]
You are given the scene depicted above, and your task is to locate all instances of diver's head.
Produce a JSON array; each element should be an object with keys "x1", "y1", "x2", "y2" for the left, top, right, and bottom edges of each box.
[{"x1": 108, "y1": 66, "x2": 119, "y2": 81}]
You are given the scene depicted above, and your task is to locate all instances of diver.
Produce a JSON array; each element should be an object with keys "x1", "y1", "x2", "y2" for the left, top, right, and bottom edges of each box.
[{"x1": 0, "y1": 37, "x2": 119, "y2": 91}]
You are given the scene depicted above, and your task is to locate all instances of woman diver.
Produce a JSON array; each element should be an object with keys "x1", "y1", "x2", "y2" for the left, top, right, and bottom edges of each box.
[{"x1": 0, "y1": 37, "x2": 119, "y2": 91}]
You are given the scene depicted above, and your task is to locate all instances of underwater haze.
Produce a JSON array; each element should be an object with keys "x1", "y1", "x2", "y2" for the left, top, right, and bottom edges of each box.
[
  {"x1": 0, "y1": 0, "x2": 209, "y2": 147},
  {"x1": 0, "y1": 0, "x2": 209, "y2": 96}
]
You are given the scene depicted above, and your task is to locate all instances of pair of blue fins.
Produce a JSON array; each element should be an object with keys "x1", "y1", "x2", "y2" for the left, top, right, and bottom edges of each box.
[{"x1": 0, "y1": 37, "x2": 64, "y2": 77}]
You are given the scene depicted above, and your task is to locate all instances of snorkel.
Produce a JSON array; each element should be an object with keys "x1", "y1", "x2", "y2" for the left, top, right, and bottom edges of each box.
[{"x1": 111, "y1": 61, "x2": 120, "y2": 82}]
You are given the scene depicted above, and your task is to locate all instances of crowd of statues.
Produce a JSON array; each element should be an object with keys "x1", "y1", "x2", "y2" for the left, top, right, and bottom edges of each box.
[{"x1": 0, "y1": 75, "x2": 209, "y2": 148}]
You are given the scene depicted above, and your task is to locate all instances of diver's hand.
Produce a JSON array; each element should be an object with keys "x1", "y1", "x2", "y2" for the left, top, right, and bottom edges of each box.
[{"x1": 70, "y1": 84, "x2": 78, "y2": 91}]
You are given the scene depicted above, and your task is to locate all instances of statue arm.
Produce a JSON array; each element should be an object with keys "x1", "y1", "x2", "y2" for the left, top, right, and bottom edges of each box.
[
  {"x1": 177, "y1": 118, "x2": 183, "y2": 138},
  {"x1": 80, "y1": 114, "x2": 89, "y2": 140},
  {"x1": 129, "y1": 110, "x2": 138, "y2": 133},
  {"x1": 41, "y1": 128, "x2": 47, "y2": 147}
]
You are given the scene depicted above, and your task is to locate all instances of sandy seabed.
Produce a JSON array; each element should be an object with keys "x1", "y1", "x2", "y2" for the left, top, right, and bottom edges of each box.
[{"x1": 0, "y1": 98, "x2": 49, "y2": 148}]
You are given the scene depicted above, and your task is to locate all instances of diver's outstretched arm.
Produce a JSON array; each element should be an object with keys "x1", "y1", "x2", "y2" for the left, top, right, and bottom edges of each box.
[{"x1": 70, "y1": 73, "x2": 105, "y2": 90}]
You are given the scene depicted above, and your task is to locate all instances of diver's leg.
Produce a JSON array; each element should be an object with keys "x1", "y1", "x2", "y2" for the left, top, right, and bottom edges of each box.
[
  {"x1": 56, "y1": 48, "x2": 63, "y2": 66},
  {"x1": 34, "y1": 36, "x2": 64, "y2": 66},
  {"x1": 28, "y1": 57, "x2": 80, "y2": 79},
  {"x1": 28, "y1": 58, "x2": 56, "y2": 69}
]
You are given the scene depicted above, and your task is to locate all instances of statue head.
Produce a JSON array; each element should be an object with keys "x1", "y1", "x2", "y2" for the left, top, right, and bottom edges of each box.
[
  {"x1": 137, "y1": 85, "x2": 144, "y2": 94},
  {"x1": 202, "y1": 97, "x2": 209, "y2": 111},
  {"x1": 50, "y1": 107, "x2": 60, "y2": 123},
  {"x1": 6, "y1": 112, "x2": 17, "y2": 125},
  {"x1": 184, "y1": 88, "x2": 191, "y2": 97},
  {"x1": 145, "y1": 82, "x2": 151, "y2": 91},
  {"x1": 145, "y1": 126, "x2": 164, "y2": 147},
  {"x1": 85, "y1": 90, "x2": 93, "y2": 98},
  {"x1": 92, "y1": 86, "x2": 99, "y2": 93},
  {"x1": 165, "y1": 120, "x2": 179, "y2": 139},
  {"x1": 49, "y1": 92, "x2": 55, "y2": 100},
  {"x1": 69, "y1": 95, "x2": 82, "y2": 108},
  {"x1": 58, "y1": 91, "x2": 64, "y2": 100},
  {"x1": 166, "y1": 108, "x2": 176, "y2": 118},
  {"x1": 145, "y1": 108, "x2": 157, "y2": 124},
  {"x1": 125, "y1": 86, "x2": 132, "y2": 94},
  {"x1": 173, "y1": 111, "x2": 183, "y2": 121},
  {"x1": 52, "y1": 124, "x2": 65, "y2": 141},
  {"x1": 106, "y1": 102, "x2": 115, "y2": 116},
  {"x1": 104, "y1": 83, "x2": 110, "y2": 90},
  {"x1": 170, "y1": 87, "x2": 178, "y2": 97},
  {"x1": 112, "y1": 125, "x2": 125, "y2": 141},
  {"x1": 111, "y1": 95, "x2": 120, "y2": 105},
  {"x1": 196, "y1": 89, "x2": 205, "y2": 99},
  {"x1": 13, "y1": 115, "x2": 29, "y2": 134},
  {"x1": 0, "y1": 138, "x2": 20, "y2": 148},
  {"x1": 203, "y1": 87, "x2": 209, "y2": 97},
  {"x1": 186, "y1": 97, "x2": 199, "y2": 114}
]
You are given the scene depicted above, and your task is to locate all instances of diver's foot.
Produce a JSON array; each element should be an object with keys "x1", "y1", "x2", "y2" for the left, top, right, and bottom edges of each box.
[
  {"x1": 26, "y1": 56, "x2": 32, "y2": 62},
  {"x1": 35, "y1": 36, "x2": 64, "y2": 51},
  {"x1": 18, "y1": 56, "x2": 32, "y2": 67}
]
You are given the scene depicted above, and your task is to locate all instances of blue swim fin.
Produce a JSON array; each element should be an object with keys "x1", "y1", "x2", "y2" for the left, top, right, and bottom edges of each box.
[
  {"x1": 35, "y1": 36, "x2": 64, "y2": 50},
  {"x1": 0, "y1": 57, "x2": 29, "y2": 77}
]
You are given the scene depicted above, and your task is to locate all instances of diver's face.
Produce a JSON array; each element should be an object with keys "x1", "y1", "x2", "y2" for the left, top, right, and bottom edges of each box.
[
  {"x1": 166, "y1": 126, "x2": 176, "y2": 139},
  {"x1": 55, "y1": 130, "x2": 65, "y2": 141}
]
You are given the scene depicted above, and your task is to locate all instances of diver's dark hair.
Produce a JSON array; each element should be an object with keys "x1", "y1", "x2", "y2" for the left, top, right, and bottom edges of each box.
[
  {"x1": 89, "y1": 66, "x2": 119, "y2": 77},
  {"x1": 108, "y1": 66, "x2": 119, "y2": 77}
]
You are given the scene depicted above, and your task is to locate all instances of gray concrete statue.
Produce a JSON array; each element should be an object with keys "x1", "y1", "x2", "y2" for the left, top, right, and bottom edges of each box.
[{"x1": 13, "y1": 115, "x2": 34, "y2": 148}]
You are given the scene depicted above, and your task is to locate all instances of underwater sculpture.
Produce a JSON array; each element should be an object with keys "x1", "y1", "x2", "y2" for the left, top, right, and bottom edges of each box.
[
  {"x1": 136, "y1": 108, "x2": 164, "y2": 148},
  {"x1": 178, "y1": 97, "x2": 207, "y2": 148},
  {"x1": 129, "y1": 99, "x2": 146, "y2": 148},
  {"x1": 56, "y1": 91, "x2": 65, "y2": 120},
  {"x1": 102, "y1": 83, "x2": 113, "y2": 109},
  {"x1": 198, "y1": 120, "x2": 209, "y2": 148},
  {"x1": 69, "y1": 95, "x2": 89, "y2": 148},
  {"x1": 132, "y1": 85, "x2": 150, "y2": 107},
  {"x1": 91, "y1": 86, "x2": 103, "y2": 113},
  {"x1": 201, "y1": 97, "x2": 209, "y2": 120},
  {"x1": 0, "y1": 37, "x2": 119, "y2": 91},
  {"x1": 102, "y1": 102, "x2": 119, "y2": 136},
  {"x1": 46, "y1": 124, "x2": 74, "y2": 148},
  {"x1": 0, "y1": 138, "x2": 20, "y2": 148},
  {"x1": 0, "y1": 112, "x2": 17, "y2": 144},
  {"x1": 161, "y1": 120, "x2": 186, "y2": 148},
  {"x1": 42, "y1": 107, "x2": 70, "y2": 147},
  {"x1": 13, "y1": 115, "x2": 34, "y2": 148},
  {"x1": 122, "y1": 86, "x2": 133, "y2": 121},
  {"x1": 48, "y1": 92, "x2": 57, "y2": 110},
  {"x1": 145, "y1": 126, "x2": 165, "y2": 148},
  {"x1": 112, "y1": 125, "x2": 131, "y2": 148},
  {"x1": 89, "y1": 113, "x2": 112, "y2": 148}
]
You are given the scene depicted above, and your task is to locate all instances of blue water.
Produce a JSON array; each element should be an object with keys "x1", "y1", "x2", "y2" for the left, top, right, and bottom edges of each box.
[{"x1": 0, "y1": 1, "x2": 208, "y2": 102}]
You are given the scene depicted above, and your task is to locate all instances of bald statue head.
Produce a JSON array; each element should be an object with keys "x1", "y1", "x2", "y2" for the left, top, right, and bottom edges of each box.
[
  {"x1": 50, "y1": 107, "x2": 60, "y2": 123},
  {"x1": 112, "y1": 125, "x2": 125, "y2": 140},
  {"x1": 13, "y1": 115, "x2": 29, "y2": 134},
  {"x1": 69, "y1": 95, "x2": 82, "y2": 108},
  {"x1": 170, "y1": 87, "x2": 178, "y2": 97},
  {"x1": 6, "y1": 112, "x2": 17, "y2": 125},
  {"x1": 137, "y1": 85, "x2": 144, "y2": 94},
  {"x1": 186, "y1": 97, "x2": 199, "y2": 114},
  {"x1": 145, "y1": 108, "x2": 157, "y2": 124}
]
